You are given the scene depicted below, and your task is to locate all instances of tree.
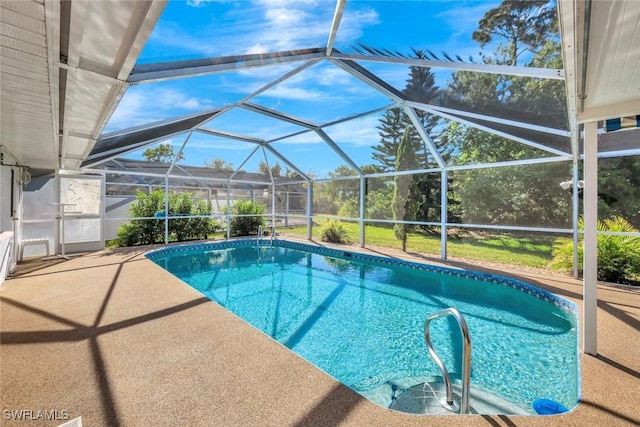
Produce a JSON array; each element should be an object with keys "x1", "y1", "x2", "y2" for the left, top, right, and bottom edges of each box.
[
  {"x1": 372, "y1": 49, "x2": 440, "y2": 172},
  {"x1": 258, "y1": 161, "x2": 282, "y2": 178},
  {"x1": 393, "y1": 127, "x2": 422, "y2": 251},
  {"x1": 373, "y1": 107, "x2": 406, "y2": 172},
  {"x1": 473, "y1": 0, "x2": 556, "y2": 66},
  {"x1": 142, "y1": 143, "x2": 184, "y2": 163},
  {"x1": 441, "y1": 0, "x2": 571, "y2": 227},
  {"x1": 594, "y1": 156, "x2": 640, "y2": 229},
  {"x1": 372, "y1": 49, "x2": 458, "y2": 229},
  {"x1": 204, "y1": 158, "x2": 233, "y2": 172}
]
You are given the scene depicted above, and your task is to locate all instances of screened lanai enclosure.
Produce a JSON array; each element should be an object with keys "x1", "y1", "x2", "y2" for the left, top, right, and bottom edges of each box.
[{"x1": 1, "y1": 0, "x2": 640, "y2": 356}]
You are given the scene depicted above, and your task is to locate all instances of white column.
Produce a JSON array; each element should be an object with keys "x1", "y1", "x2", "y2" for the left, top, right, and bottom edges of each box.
[
  {"x1": 307, "y1": 182, "x2": 313, "y2": 240},
  {"x1": 271, "y1": 184, "x2": 276, "y2": 229},
  {"x1": 164, "y1": 176, "x2": 169, "y2": 244},
  {"x1": 226, "y1": 183, "x2": 231, "y2": 239},
  {"x1": 359, "y1": 177, "x2": 366, "y2": 248},
  {"x1": 440, "y1": 169, "x2": 448, "y2": 259},
  {"x1": 583, "y1": 121, "x2": 598, "y2": 355},
  {"x1": 285, "y1": 192, "x2": 289, "y2": 227},
  {"x1": 572, "y1": 161, "x2": 580, "y2": 279}
]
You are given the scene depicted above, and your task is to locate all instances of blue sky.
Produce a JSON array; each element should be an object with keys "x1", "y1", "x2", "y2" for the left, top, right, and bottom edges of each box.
[{"x1": 106, "y1": 0, "x2": 504, "y2": 178}]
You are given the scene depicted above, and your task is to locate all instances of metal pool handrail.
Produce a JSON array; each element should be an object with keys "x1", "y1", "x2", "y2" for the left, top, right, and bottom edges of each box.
[
  {"x1": 256, "y1": 225, "x2": 275, "y2": 247},
  {"x1": 424, "y1": 307, "x2": 472, "y2": 414}
]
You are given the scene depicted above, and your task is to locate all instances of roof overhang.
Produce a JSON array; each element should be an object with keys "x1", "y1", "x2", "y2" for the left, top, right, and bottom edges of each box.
[{"x1": 0, "y1": 0, "x2": 167, "y2": 170}]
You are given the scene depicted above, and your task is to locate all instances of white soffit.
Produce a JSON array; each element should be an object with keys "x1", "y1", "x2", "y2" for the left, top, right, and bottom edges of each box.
[
  {"x1": 0, "y1": 0, "x2": 166, "y2": 171},
  {"x1": 0, "y1": 0, "x2": 55, "y2": 168},
  {"x1": 574, "y1": 0, "x2": 640, "y2": 122}
]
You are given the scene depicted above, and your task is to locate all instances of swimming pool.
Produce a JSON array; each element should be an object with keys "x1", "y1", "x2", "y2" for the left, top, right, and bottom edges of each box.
[{"x1": 147, "y1": 239, "x2": 579, "y2": 415}]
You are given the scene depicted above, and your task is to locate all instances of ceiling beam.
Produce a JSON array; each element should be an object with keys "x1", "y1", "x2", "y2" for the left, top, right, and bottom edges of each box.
[
  {"x1": 239, "y1": 103, "x2": 316, "y2": 129},
  {"x1": 262, "y1": 144, "x2": 310, "y2": 181},
  {"x1": 412, "y1": 103, "x2": 571, "y2": 157},
  {"x1": 195, "y1": 128, "x2": 265, "y2": 145},
  {"x1": 330, "y1": 51, "x2": 565, "y2": 80},
  {"x1": 326, "y1": 0, "x2": 347, "y2": 56},
  {"x1": 128, "y1": 48, "x2": 325, "y2": 83},
  {"x1": 315, "y1": 128, "x2": 363, "y2": 175},
  {"x1": 403, "y1": 106, "x2": 445, "y2": 168},
  {"x1": 236, "y1": 58, "x2": 322, "y2": 105},
  {"x1": 408, "y1": 101, "x2": 570, "y2": 137},
  {"x1": 328, "y1": 58, "x2": 405, "y2": 102}
]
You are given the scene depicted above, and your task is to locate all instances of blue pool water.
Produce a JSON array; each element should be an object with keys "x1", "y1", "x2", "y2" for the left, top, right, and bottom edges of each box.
[{"x1": 147, "y1": 240, "x2": 579, "y2": 413}]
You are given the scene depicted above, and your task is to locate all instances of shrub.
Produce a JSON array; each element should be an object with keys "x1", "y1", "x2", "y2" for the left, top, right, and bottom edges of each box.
[
  {"x1": 113, "y1": 189, "x2": 221, "y2": 246},
  {"x1": 320, "y1": 220, "x2": 353, "y2": 244},
  {"x1": 109, "y1": 222, "x2": 139, "y2": 247},
  {"x1": 127, "y1": 189, "x2": 165, "y2": 245},
  {"x1": 224, "y1": 200, "x2": 265, "y2": 237},
  {"x1": 169, "y1": 191, "x2": 194, "y2": 242},
  {"x1": 549, "y1": 216, "x2": 640, "y2": 284},
  {"x1": 192, "y1": 200, "x2": 220, "y2": 239}
]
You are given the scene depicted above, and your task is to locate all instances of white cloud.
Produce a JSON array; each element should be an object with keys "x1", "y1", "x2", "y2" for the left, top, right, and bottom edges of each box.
[
  {"x1": 186, "y1": 0, "x2": 231, "y2": 7},
  {"x1": 260, "y1": 84, "x2": 323, "y2": 100},
  {"x1": 323, "y1": 116, "x2": 381, "y2": 148},
  {"x1": 105, "y1": 87, "x2": 215, "y2": 132},
  {"x1": 334, "y1": 6, "x2": 380, "y2": 42},
  {"x1": 149, "y1": 1, "x2": 379, "y2": 59}
]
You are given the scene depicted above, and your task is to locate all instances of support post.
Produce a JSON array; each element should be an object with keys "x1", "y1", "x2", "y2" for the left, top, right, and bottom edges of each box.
[
  {"x1": 164, "y1": 176, "x2": 169, "y2": 244},
  {"x1": 285, "y1": 192, "x2": 289, "y2": 227},
  {"x1": 271, "y1": 184, "x2": 276, "y2": 233},
  {"x1": 572, "y1": 161, "x2": 580, "y2": 279},
  {"x1": 307, "y1": 181, "x2": 313, "y2": 240},
  {"x1": 226, "y1": 183, "x2": 231, "y2": 239},
  {"x1": 440, "y1": 169, "x2": 448, "y2": 259},
  {"x1": 359, "y1": 177, "x2": 366, "y2": 248},
  {"x1": 583, "y1": 121, "x2": 598, "y2": 355}
]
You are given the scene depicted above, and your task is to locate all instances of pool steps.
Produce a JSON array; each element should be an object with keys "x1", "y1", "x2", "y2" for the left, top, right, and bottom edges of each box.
[{"x1": 357, "y1": 375, "x2": 531, "y2": 416}]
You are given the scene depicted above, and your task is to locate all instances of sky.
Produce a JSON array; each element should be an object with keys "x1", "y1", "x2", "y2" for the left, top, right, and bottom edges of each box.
[{"x1": 105, "y1": 0, "x2": 506, "y2": 179}]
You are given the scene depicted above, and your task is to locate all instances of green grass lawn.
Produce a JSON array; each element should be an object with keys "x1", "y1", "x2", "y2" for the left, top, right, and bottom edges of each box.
[{"x1": 280, "y1": 221, "x2": 556, "y2": 269}]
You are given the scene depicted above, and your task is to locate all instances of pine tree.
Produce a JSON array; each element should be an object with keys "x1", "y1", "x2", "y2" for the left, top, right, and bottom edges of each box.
[
  {"x1": 372, "y1": 49, "x2": 441, "y2": 173},
  {"x1": 393, "y1": 126, "x2": 423, "y2": 251},
  {"x1": 372, "y1": 107, "x2": 405, "y2": 172}
]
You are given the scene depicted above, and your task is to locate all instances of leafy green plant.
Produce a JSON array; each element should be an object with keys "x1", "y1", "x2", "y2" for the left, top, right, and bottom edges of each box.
[
  {"x1": 113, "y1": 189, "x2": 221, "y2": 246},
  {"x1": 126, "y1": 189, "x2": 165, "y2": 245},
  {"x1": 319, "y1": 220, "x2": 353, "y2": 244},
  {"x1": 224, "y1": 200, "x2": 265, "y2": 237},
  {"x1": 549, "y1": 216, "x2": 640, "y2": 284}
]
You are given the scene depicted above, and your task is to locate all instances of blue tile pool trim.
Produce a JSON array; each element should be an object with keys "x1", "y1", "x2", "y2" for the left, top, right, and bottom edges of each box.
[{"x1": 145, "y1": 239, "x2": 579, "y2": 317}]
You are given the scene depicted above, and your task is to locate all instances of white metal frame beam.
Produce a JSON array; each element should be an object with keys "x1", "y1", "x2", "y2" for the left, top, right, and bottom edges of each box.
[
  {"x1": 315, "y1": 128, "x2": 363, "y2": 175},
  {"x1": 239, "y1": 103, "x2": 316, "y2": 129},
  {"x1": 410, "y1": 102, "x2": 571, "y2": 157},
  {"x1": 403, "y1": 106, "x2": 445, "y2": 168},
  {"x1": 128, "y1": 48, "x2": 326, "y2": 83},
  {"x1": 326, "y1": 0, "x2": 347, "y2": 56},
  {"x1": 330, "y1": 51, "x2": 565, "y2": 80}
]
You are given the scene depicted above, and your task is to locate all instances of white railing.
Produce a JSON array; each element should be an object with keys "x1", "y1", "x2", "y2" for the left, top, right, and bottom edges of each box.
[{"x1": 0, "y1": 231, "x2": 16, "y2": 286}]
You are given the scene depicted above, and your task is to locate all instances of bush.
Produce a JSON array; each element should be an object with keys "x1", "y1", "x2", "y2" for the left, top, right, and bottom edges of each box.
[
  {"x1": 224, "y1": 200, "x2": 265, "y2": 237},
  {"x1": 549, "y1": 216, "x2": 640, "y2": 284},
  {"x1": 320, "y1": 220, "x2": 353, "y2": 244},
  {"x1": 126, "y1": 189, "x2": 165, "y2": 245},
  {"x1": 113, "y1": 189, "x2": 220, "y2": 247}
]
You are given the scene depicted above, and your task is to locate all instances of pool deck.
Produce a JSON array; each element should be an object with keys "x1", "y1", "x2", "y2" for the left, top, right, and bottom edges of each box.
[{"x1": 1, "y1": 239, "x2": 639, "y2": 427}]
